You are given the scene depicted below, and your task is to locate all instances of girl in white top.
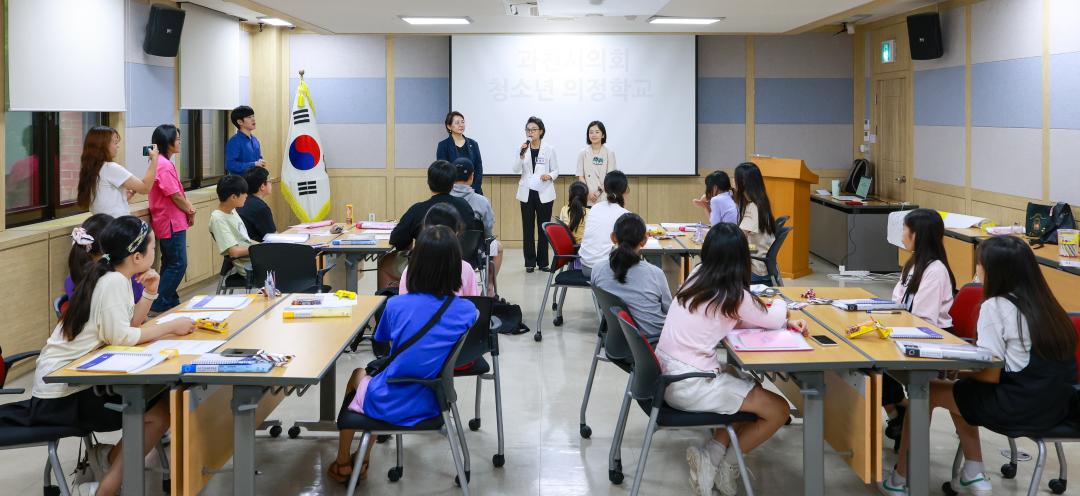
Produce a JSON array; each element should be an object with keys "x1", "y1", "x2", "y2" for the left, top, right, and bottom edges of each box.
[
  {"x1": 733, "y1": 163, "x2": 776, "y2": 280},
  {"x1": 579, "y1": 171, "x2": 630, "y2": 275},
  {"x1": 513, "y1": 116, "x2": 559, "y2": 271},
  {"x1": 30, "y1": 216, "x2": 195, "y2": 496},
  {"x1": 76, "y1": 126, "x2": 160, "y2": 218},
  {"x1": 883, "y1": 235, "x2": 1078, "y2": 496},
  {"x1": 575, "y1": 120, "x2": 617, "y2": 206}
]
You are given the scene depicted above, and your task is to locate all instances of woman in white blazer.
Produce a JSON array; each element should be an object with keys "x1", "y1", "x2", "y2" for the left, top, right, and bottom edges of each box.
[{"x1": 513, "y1": 116, "x2": 559, "y2": 272}]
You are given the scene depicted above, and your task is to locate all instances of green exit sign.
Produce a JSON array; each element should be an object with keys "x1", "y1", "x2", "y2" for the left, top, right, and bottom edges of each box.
[{"x1": 881, "y1": 39, "x2": 896, "y2": 63}]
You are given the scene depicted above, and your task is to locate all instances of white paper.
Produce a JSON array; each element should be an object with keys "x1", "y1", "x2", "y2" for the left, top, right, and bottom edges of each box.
[
  {"x1": 262, "y1": 233, "x2": 310, "y2": 244},
  {"x1": 942, "y1": 212, "x2": 985, "y2": 229},
  {"x1": 143, "y1": 340, "x2": 226, "y2": 355},
  {"x1": 887, "y1": 210, "x2": 907, "y2": 249},
  {"x1": 360, "y1": 229, "x2": 393, "y2": 235},
  {"x1": 375, "y1": 235, "x2": 391, "y2": 240},
  {"x1": 345, "y1": 234, "x2": 375, "y2": 241},
  {"x1": 644, "y1": 238, "x2": 661, "y2": 249},
  {"x1": 660, "y1": 222, "x2": 695, "y2": 230},
  {"x1": 156, "y1": 311, "x2": 233, "y2": 324},
  {"x1": 184, "y1": 295, "x2": 252, "y2": 311},
  {"x1": 302, "y1": 230, "x2": 332, "y2": 236}
]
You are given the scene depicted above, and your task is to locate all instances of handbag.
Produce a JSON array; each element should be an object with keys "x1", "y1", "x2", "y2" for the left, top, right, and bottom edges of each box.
[
  {"x1": 1025, "y1": 202, "x2": 1054, "y2": 239},
  {"x1": 1027, "y1": 202, "x2": 1076, "y2": 245},
  {"x1": 365, "y1": 295, "x2": 455, "y2": 376}
]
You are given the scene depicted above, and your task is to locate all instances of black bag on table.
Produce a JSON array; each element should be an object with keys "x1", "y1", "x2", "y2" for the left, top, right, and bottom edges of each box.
[{"x1": 1026, "y1": 202, "x2": 1075, "y2": 245}]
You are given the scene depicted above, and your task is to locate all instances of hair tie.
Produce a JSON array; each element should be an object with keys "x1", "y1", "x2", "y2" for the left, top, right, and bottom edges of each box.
[
  {"x1": 101, "y1": 254, "x2": 111, "y2": 263},
  {"x1": 71, "y1": 227, "x2": 95, "y2": 252}
]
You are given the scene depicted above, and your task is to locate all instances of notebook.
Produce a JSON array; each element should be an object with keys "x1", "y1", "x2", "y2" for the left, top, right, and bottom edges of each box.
[
  {"x1": 186, "y1": 295, "x2": 252, "y2": 311},
  {"x1": 888, "y1": 327, "x2": 943, "y2": 339},
  {"x1": 262, "y1": 233, "x2": 310, "y2": 244},
  {"x1": 76, "y1": 352, "x2": 167, "y2": 373},
  {"x1": 895, "y1": 341, "x2": 995, "y2": 362},
  {"x1": 156, "y1": 311, "x2": 233, "y2": 324},
  {"x1": 644, "y1": 238, "x2": 661, "y2": 250},
  {"x1": 725, "y1": 329, "x2": 813, "y2": 352},
  {"x1": 831, "y1": 299, "x2": 907, "y2": 311}
]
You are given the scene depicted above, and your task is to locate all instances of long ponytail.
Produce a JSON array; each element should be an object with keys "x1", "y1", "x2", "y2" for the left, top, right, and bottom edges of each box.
[
  {"x1": 609, "y1": 213, "x2": 646, "y2": 284},
  {"x1": 567, "y1": 181, "x2": 588, "y2": 233},
  {"x1": 68, "y1": 214, "x2": 115, "y2": 287}
]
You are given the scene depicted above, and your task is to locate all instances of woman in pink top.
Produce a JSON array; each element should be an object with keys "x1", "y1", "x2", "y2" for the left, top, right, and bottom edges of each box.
[
  {"x1": 655, "y1": 223, "x2": 807, "y2": 496},
  {"x1": 147, "y1": 124, "x2": 196, "y2": 313},
  {"x1": 398, "y1": 203, "x2": 479, "y2": 296},
  {"x1": 883, "y1": 208, "x2": 957, "y2": 448}
]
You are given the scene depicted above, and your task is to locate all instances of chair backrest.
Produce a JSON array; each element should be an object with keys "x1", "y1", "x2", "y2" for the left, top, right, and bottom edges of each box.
[
  {"x1": 249, "y1": 243, "x2": 321, "y2": 292},
  {"x1": 455, "y1": 296, "x2": 495, "y2": 366},
  {"x1": 592, "y1": 287, "x2": 632, "y2": 362},
  {"x1": 949, "y1": 283, "x2": 984, "y2": 340},
  {"x1": 1070, "y1": 313, "x2": 1080, "y2": 382},
  {"x1": 764, "y1": 225, "x2": 793, "y2": 284},
  {"x1": 775, "y1": 215, "x2": 790, "y2": 229},
  {"x1": 460, "y1": 230, "x2": 484, "y2": 269},
  {"x1": 435, "y1": 330, "x2": 472, "y2": 409},
  {"x1": 543, "y1": 222, "x2": 578, "y2": 271},
  {"x1": 53, "y1": 294, "x2": 68, "y2": 320},
  {"x1": 615, "y1": 309, "x2": 661, "y2": 402}
]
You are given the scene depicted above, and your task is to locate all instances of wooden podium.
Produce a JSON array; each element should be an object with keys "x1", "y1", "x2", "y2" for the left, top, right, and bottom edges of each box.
[{"x1": 755, "y1": 156, "x2": 818, "y2": 279}]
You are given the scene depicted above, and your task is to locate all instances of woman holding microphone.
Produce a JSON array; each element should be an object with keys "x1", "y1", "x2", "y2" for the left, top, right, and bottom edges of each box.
[
  {"x1": 514, "y1": 116, "x2": 559, "y2": 273},
  {"x1": 576, "y1": 120, "x2": 617, "y2": 205}
]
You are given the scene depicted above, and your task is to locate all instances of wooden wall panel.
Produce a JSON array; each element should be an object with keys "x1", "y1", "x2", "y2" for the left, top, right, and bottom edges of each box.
[
  {"x1": 645, "y1": 178, "x2": 707, "y2": 224},
  {"x1": 969, "y1": 201, "x2": 1025, "y2": 226},
  {"x1": 327, "y1": 177, "x2": 388, "y2": 223},
  {"x1": 0, "y1": 240, "x2": 51, "y2": 377},
  {"x1": 392, "y1": 176, "x2": 431, "y2": 220},
  {"x1": 914, "y1": 189, "x2": 967, "y2": 213},
  {"x1": 48, "y1": 236, "x2": 70, "y2": 327}
]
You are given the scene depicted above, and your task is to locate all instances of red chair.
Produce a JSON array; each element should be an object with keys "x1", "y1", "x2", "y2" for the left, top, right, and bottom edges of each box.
[
  {"x1": 949, "y1": 284, "x2": 984, "y2": 341},
  {"x1": 534, "y1": 222, "x2": 594, "y2": 342}
]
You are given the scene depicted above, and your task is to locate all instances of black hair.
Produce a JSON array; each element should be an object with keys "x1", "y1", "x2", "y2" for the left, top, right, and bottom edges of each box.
[
  {"x1": 406, "y1": 225, "x2": 463, "y2": 297},
  {"x1": 444, "y1": 110, "x2": 464, "y2": 134},
  {"x1": 676, "y1": 223, "x2": 764, "y2": 318},
  {"x1": 243, "y1": 166, "x2": 270, "y2": 195},
  {"x1": 68, "y1": 213, "x2": 115, "y2": 287},
  {"x1": 230, "y1": 105, "x2": 255, "y2": 129},
  {"x1": 151, "y1": 124, "x2": 180, "y2": 157},
  {"x1": 733, "y1": 162, "x2": 776, "y2": 236},
  {"x1": 900, "y1": 208, "x2": 956, "y2": 303},
  {"x1": 423, "y1": 202, "x2": 464, "y2": 235},
  {"x1": 603, "y1": 170, "x2": 628, "y2": 206},
  {"x1": 427, "y1": 160, "x2": 456, "y2": 194},
  {"x1": 216, "y1": 174, "x2": 248, "y2": 202},
  {"x1": 586, "y1": 120, "x2": 607, "y2": 145},
  {"x1": 705, "y1": 170, "x2": 732, "y2": 198},
  {"x1": 609, "y1": 213, "x2": 646, "y2": 284},
  {"x1": 62, "y1": 216, "x2": 151, "y2": 341},
  {"x1": 453, "y1": 157, "x2": 475, "y2": 183},
  {"x1": 978, "y1": 236, "x2": 1077, "y2": 362},
  {"x1": 566, "y1": 181, "x2": 589, "y2": 234},
  {"x1": 527, "y1": 116, "x2": 546, "y2": 139}
]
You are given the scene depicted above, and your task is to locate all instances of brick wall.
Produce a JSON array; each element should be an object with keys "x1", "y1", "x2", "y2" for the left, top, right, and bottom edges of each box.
[{"x1": 58, "y1": 112, "x2": 84, "y2": 202}]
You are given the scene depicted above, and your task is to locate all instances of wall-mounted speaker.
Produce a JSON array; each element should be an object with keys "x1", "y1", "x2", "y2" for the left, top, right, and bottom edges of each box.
[
  {"x1": 907, "y1": 12, "x2": 944, "y2": 60},
  {"x1": 143, "y1": 4, "x2": 185, "y2": 57}
]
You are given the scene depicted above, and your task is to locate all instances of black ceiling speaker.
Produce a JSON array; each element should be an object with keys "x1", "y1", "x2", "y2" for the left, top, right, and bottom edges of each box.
[
  {"x1": 144, "y1": 4, "x2": 186, "y2": 57},
  {"x1": 907, "y1": 12, "x2": 944, "y2": 60}
]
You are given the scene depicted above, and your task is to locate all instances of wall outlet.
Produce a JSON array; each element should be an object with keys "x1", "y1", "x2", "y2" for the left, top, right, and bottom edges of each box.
[{"x1": 368, "y1": 213, "x2": 376, "y2": 221}]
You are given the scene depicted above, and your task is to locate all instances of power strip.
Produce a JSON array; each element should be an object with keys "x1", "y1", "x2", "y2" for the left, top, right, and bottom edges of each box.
[{"x1": 838, "y1": 265, "x2": 871, "y2": 277}]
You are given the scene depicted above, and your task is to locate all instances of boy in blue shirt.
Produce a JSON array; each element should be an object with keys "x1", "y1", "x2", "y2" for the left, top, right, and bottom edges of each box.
[{"x1": 225, "y1": 105, "x2": 267, "y2": 174}]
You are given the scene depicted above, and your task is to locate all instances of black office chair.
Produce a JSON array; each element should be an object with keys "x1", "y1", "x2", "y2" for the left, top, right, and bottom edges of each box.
[
  {"x1": 337, "y1": 332, "x2": 472, "y2": 495},
  {"x1": 752, "y1": 225, "x2": 793, "y2": 287},
  {"x1": 53, "y1": 295, "x2": 68, "y2": 320},
  {"x1": 775, "y1": 215, "x2": 790, "y2": 229},
  {"x1": 453, "y1": 296, "x2": 505, "y2": 468},
  {"x1": 615, "y1": 310, "x2": 758, "y2": 496},
  {"x1": 249, "y1": 243, "x2": 332, "y2": 293},
  {"x1": 535, "y1": 222, "x2": 595, "y2": 342},
  {"x1": 579, "y1": 288, "x2": 636, "y2": 440},
  {"x1": 459, "y1": 230, "x2": 491, "y2": 296}
]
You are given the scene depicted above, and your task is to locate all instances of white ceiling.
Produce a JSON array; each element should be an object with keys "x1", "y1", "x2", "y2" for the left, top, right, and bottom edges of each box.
[{"x1": 234, "y1": 0, "x2": 897, "y2": 34}]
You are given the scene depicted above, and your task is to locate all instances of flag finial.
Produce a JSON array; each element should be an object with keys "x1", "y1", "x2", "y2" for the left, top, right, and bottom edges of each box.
[{"x1": 299, "y1": 69, "x2": 305, "y2": 80}]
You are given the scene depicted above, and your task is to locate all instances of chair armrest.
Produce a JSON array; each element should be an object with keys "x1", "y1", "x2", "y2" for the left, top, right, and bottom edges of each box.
[
  {"x1": 386, "y1": 377, "x2": 440, "y2": 390},
  {"x1": 750, "y1": 255, "x2": 766, "y2": 263},
  {"x1": 0, "y1": 388, "x2": 25, "y2": 395},
  {"x1": 4, "y1": 351, "x2": 40, "y2": 370}
]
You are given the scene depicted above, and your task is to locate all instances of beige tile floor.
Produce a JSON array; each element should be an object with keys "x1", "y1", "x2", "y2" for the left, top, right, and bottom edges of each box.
[{"x1": 2, "y1": 252, "x2": 1076, "y2": 495}]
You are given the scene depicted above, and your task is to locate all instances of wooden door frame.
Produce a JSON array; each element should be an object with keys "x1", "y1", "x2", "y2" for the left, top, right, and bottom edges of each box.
[{"x1": 870, "y1": 71, "x2": 914, "y2": 202}]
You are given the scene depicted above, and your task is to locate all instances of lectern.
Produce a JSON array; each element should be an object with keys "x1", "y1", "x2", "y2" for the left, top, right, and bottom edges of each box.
[{"x1": 753, "y1": 156, "x2": 818, "y2": 279}]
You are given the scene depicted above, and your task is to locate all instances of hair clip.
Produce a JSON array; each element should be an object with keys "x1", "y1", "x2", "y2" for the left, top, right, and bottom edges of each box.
[{"x1": 71, "y1": 227, "x2": 95, "y2": 251}]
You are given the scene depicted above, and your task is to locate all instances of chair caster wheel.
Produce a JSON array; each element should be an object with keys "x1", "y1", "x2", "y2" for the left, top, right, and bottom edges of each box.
[
  {"x1": 579, "y1": 423, "x2": 592, "y2": 439},
  {"x1": 553, "y1": 316, "x2": 563, "y2": 326},
  {"x1": 455, "y1": 470, "x2": 471, "y2": 486},
  {"x1": 469, "y1": 418, "x2": 481, "y2": 431},
  {"x1": 609, "y1": 470, "x2": 624, "y2": 485},
  {"x1": 388, "y1": 466, "x2": 403, "y2": 482},
  {"x1": 942, "y1": 481, "x2": 958, "y2": 496},
  {"x1": 786, "y1": 416, "x2": 793, "y2": 425},
  {"x1": 1049, "y1": 478, "x2": 1067, "y2": 494},
  {"x1": 552, "y1": 302, "x2": 558, "y2": 310},
  {"x1": 534, "y1": 332, "x2": 543, "y2": 342},
  {"x1": 44, "y1": 486, "x2": 60, "y2": 496},
  {"x1": 376, "y1": 434, "x2": 391, "y2": 444},
  {"x1": 287, "y1": 426, "x2": 301, "y2": 439},
  {"x1": 493, "y1": 454, "x2": 505, "y2": 467},
  {"x1": 1001, "y1": 462, "x2": 1017, "y2": 479},
  {"x1": 268, "y1": 425, "x2": 282, "y2": 438}
]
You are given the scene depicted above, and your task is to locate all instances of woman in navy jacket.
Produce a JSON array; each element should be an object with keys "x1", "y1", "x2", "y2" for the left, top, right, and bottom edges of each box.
[{"x1": 436, "y1": 111, "x2": 484, "y2": 195}]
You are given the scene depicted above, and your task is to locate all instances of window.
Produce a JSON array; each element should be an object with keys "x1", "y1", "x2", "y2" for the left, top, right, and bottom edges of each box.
[
  {"x1": 5, "y1": 111, "x2": 107, "y2": 227},
  {"x1": 179, "y1": 109, "x2": 228, "y2": 189}
]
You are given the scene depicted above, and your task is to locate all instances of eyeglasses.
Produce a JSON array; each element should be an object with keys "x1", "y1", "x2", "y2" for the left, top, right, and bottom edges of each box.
[
  {"x1": 127, "y1": 222, "x2": 150, "y2": 253},
  {"x1": 525, "y1": 127, "x2": 540, "y2": 132}
]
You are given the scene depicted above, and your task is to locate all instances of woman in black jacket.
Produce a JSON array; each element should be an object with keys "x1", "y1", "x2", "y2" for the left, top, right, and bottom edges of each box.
[{"x1": 436, "y1": 111, "x2": 484, "y2": 194}]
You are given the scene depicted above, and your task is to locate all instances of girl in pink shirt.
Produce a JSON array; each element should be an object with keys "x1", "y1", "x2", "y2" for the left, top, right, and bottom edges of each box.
[
  {"x1": 883, "y1": 208, "x2": 957, "y2": 448},
  {"x1": 655, "y1": 223, "x2": 807, "y2": 496},
  {"x1": 398, "y1": 203, "x2": 479, "y2": 296}
]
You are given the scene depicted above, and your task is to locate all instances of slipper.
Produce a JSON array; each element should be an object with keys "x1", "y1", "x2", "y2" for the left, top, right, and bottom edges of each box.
[{"x1": 327, "y1": 452, "x2": 370, "y2": 484}]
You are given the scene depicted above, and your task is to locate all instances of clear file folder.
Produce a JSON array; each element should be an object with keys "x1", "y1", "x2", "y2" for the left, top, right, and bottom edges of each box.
[
  {"x1": 725, "y1": 329, "x2": 813, "y2": 352},
  {"x1": 894, "y1": 340, "x2": 995, "y2": 362}
]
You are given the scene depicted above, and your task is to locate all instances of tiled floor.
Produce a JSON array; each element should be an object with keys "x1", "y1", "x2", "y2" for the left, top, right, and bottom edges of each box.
[{"x1": 2, "y1": 252, "x2": 1076, "y2": 495}]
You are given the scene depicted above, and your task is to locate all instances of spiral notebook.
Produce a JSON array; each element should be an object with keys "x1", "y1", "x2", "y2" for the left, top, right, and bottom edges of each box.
[{"x1": 76, "y1": 352, "x2": 167, "y2": 373}]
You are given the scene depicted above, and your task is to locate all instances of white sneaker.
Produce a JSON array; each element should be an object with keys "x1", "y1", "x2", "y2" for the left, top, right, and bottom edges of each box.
[
  {"x1": 951, "y1": 472, "x2": 993, "y2": 496},
  {"x1": 879, "y1": 468, "x2": 908, "y2": 495},
  {"x1": 686, "y1": 446, "x2": 717, "y2": 496},
  {"x1": 713, "y1": 459, "x2": 741, "y2": 496},
  {"x1": 86, "y1": 443, "x2": 113, "y2": 482},
  {"x1": 75, "y1": 482, "x2": 99, "y2": 496}
]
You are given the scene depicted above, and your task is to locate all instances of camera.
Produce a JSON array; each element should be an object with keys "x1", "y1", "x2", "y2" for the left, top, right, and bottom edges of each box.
[{"x1": 142, "y1": 145, "x2": 154, "y2": 156}]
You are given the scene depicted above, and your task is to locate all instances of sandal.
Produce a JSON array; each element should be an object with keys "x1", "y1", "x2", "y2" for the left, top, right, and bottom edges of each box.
[{"x1": 327, "y1": 452, "x2": 370, "y2": 484}]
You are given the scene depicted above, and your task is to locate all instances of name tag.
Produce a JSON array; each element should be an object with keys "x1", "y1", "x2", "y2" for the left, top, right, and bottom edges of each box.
[{"x1": 535, "y1": 156, "x2": 547, "y2": 165}]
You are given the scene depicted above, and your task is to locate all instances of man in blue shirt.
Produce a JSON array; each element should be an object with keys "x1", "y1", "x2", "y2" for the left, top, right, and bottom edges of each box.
[{"x1": 225, "y1": 105, "x2": 267, "y2": 175}]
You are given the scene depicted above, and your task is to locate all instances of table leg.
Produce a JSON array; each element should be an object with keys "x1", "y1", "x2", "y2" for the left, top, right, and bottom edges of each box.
[
  {"x1": 344, "y1": 253, "x2": 359, "y2": 292},
  {"x1": 905, "y1": 370, "x2": 935, "y2": 496},
  {"x1": 320, "y1": 362, "x2": 337, "y2": 421},
  {"x1": 113, "y1": 385, "x2": 147, "y2": 496},
  {"x1": 231, "y1": 386, "x2": 265, "y2": 496},
  {"x1": 798, "y1": 372, "x2": 826, "y2": 496}
]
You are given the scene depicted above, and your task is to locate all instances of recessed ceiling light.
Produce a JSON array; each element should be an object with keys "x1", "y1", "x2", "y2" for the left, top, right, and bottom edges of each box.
[
  {"x1": 647, "y1": 16, "x2": 723, "y2": 25},
  {"x1": 258, "y1": 17, "x2": 293, "y2": 27},
  {"x1": 400, "y1": 16, "x2": 472, "y2": 25}
]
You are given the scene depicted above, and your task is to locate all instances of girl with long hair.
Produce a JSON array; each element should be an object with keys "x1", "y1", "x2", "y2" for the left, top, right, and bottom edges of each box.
[
  {"x1": 589, "y1": 213, "x2": 671, "y2": 337},
  {"x1": 733, "y1": 163, "x2": 777, "y2": 280},
  {"x1": 559, "y1": 181, "x2": 590, "y2": 243},
  {"x1": 693, "y1": 170, "x2": 738, "y2": 225},
  {"x1": 76, "y1": 125, "x2": 160, "y2": 217},
  {"x1": 63, "y1": 213, "x2": 144, "y2": 304},
  {"x1": 579, "y1": 171, "x2": 630, "y2": 276},
  {"x1": 656, "y1": 223, "x2": 807, "y2": 496}
]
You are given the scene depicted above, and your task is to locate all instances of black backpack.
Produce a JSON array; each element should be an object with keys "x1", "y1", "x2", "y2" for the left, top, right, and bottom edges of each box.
[{"x1": 491, "y1": 298, "x2": 530, "y2": 335}]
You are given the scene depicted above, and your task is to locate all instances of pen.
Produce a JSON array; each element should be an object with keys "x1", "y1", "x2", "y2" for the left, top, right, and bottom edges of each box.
[{"x1": 867, "y1": 310, "x2": 900, "y2": 314}]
